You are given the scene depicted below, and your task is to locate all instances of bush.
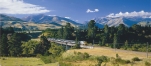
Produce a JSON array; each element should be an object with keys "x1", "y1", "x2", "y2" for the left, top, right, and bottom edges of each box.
[
  {"x1": 40, "y1": 56, "x2": 57, "y2": 64},
  {"x1": 111, "y1": 54, "x2": 130, "y2": 64},
  {"x1": 59, "y1": 62, "x2": 72, "y2": 66},
  {"x1": 2, "y1": 58, "x2": 6, "y2": 60},
  {"x1": 115, "y1": 58, "x2": 130, "y2": 64},
  {"x1": 96, "y1": 56, "x2": 109, "y2": 66},
  {"x1": 36, "y1": 54, "x2": 42, "y2": 58},
  {"x1": 64, "y1": 52, "x2": 90, "y2": 61},
  {"x1": 145, "y1": 61, "x2": 151, "y2": 66},
  {"x1": 132, "y1": 57, "x2": 141, "y2": 61}
]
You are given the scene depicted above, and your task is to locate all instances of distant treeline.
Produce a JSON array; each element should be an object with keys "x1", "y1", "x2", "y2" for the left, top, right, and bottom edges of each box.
[
  {"x1": 43, "y1": 20, "x2": 151, "y2": 44},
  {"x1": 0, "y1": 26, "x2": 53, "y2": 57}
]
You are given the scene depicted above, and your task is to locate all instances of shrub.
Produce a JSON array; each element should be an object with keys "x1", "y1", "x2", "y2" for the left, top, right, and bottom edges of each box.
[
  {"x1": 2, "y1": 58, "x2": 6, "y2": 60},
  {"x1": 59, "y1": 62, "x2": 72, "y2": 66},
  {"x1": 132, "y1": 57, "x2": 141, "y2": 61},
  {"x1": 36, "y1": 54, "x2": 42, "y2": 58},
  {"x1": 115, "y1": 58, "x2": 130, "y2": 64},
  {"x1": 40, "y1": 56, "x2": 57, "y2": 64},
  {"x1": 96, "y1": 56, "x2": 109, "y2": 66},
  {"x1": 145, "y1": 61, "x2": 151, "y2": 66},
  {"x1": 83, "y1": 52, "x2": 90, "y2": 59},
  {"x1": 64, "y1": 52, "x2": 90, "y2": 61}
]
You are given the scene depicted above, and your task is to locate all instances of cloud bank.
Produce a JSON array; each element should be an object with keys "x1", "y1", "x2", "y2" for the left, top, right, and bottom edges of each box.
[
  {"x1": 86, "y1": 9, "x2": 99, "y2": 13},
  {"x1": 0, "y1": 0, "x2": 50, "y2": 14},
  {"x1": 107, "y1": 10, "x2": 151, "y2": 18}
]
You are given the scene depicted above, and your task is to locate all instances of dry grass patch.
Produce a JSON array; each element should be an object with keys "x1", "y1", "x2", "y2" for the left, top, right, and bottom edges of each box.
[{"x1": 66, "y1": 47, "x2": 151, "y2": 60}]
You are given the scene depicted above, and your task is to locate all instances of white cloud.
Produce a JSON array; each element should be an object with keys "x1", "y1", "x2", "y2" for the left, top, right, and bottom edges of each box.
[
  {"x1": 86, "y1": 9, "x2": 99, "y2": 13},
  {"x1": 0, "y1": 0, "x2": 50, "y2": 14},
  {"x1": 107, "y1": 10, "x2": 151, "y2": 18},
  {"x1": 65, "y1": 17, "x2": 71, "y2": 19}
]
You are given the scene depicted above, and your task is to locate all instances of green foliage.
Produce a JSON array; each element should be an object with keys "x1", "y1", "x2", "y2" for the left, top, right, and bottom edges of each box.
[
  {"x1": 115, "y1": 58, "x2": 131, "y2": 64},
  {"x1": 64, "y1": 52, "x2": 90, "y2": 61},
  {"x1": 8, "y1": 33, "x2": 22, "y2": 56},
  {"x1": 72, "y1": 38, "x2": 81, "y2": 49},
  {"x1": 36, "y1": 35, "x2": 50, "y2": 55},
  {"x1": 36, "y1": 54, "x2": 42, "y2": 58},
  {"x1": 95, "y1": 56, "x2": 109, "y2": 66},
  {"x1": 57, "y1": 26, "x2": 64, "y2": 39},
  {"x1": 40, "y1": 56, "x2": 52, "y2": 64},
  {"x1": 132, "y1": 57, "x2": 141, "y2": 61},
  {"x1": 111, "y1": 54, "x2": 131, "y2": 65},
  {"x1": 87, "y1": 20, "x2": 96, "y2": 38},
  {"x1": 63, "y1": 23, "x2": 74, "y2": 40},
  {"x1": 48, "y1": 42, "x2": 65, "y2": 56},
  {"x1": 145, "y1": 61, "x2": 151, "y2": 66},
  {"x1": 22, "y1": 40, "x2": 39, "y2": 55},
  {"x1": 59, "y1": 62, "x2": 72, "y2": 66},
  {"x1": 0, "y1": 34, "x2": 8, "y2": 56}
]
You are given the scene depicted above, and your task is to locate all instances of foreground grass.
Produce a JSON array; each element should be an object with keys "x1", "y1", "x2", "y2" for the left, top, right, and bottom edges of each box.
[
  {"x1": 0, "y1": 57, "x2": 58, "y2": 66},
  {"x1": 1, "y1": 47, "x2": 150, "y2": 66},
  {"x1": 62, "y1": 47, "x2": 151, "y2": 66},
  {"x1": 63, "y1": 47, "x2": 151, "y2": 59}
]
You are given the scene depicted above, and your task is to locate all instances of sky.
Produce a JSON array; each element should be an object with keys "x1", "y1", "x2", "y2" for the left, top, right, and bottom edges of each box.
[{"x1": 0, "y1": 0, "x2": 150, "y2": 23}]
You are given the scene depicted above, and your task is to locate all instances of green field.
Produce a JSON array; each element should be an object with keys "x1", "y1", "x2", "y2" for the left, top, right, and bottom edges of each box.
[{"x1": 0, "y1": 57, "x2": 58, "y2": 66}]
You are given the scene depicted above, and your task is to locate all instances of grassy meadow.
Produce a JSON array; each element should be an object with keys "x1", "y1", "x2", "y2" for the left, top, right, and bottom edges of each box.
[
  {"x1": 0, "y1": 47, "x2": 151, "y2": 66},
  {"x1": 0, "y1": 57, "x2": 59, "y2": 66}
]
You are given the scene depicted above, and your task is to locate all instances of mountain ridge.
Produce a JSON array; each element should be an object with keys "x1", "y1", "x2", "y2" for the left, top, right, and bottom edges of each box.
[{"x1": 92, "y1": 16, "x2": 151, "y2": 27}]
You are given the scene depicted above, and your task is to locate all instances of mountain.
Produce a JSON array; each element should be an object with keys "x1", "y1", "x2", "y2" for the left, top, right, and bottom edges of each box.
[
  {"x1": 93, "y1": 16, "x2": 151, "y2": 28},
  {"x1": 22, "y1": 14, "x2": 82, "y2": 27},
  {"x1": 0, "y1": 14, "x2": 84, "y2": 30},
  {"x1": 0, "y1": 14, "x2": 23, "y2": 21}
]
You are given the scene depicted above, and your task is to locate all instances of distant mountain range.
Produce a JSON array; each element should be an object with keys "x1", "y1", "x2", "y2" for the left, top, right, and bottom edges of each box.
[
  {"x1": 0, "y1": 14, "x2": 151, "y2": 30},
  {"x1": 0, "y1": 14, "x2": 82, "y2": 30},
  {"x1": 22, "y1": 14, "x2": 82, "y2": 26},
  {"x1": 0, "y1": 14, "x2": 23, "y2": 21},
  {"x1": 93, "y1": 16, "x2": 151, "y2": 28}
]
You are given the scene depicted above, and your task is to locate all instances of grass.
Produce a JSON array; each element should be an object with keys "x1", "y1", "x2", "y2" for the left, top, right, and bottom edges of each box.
[
  {"x1": 1, "y1": 47, "x2": 150, "y2": 66},
  {"x1": 64, "y1": 47, "x2": 151, "y2": 60},
  {"x1": 62, "y1": 47, "x2": 151, "y2": 66},
  {"x1": 0, "y1": 57, "x2": 59, "y2": 66}
]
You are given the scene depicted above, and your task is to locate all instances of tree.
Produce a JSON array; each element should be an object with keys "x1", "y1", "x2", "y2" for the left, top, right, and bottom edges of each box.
[
  {"x1": 63, "y1": 23, "x2": 74, "y2": 40},
  {"x1": 124, "y1": 40, "x2": 128, "y2": 49},
  {"x1": 87, "y1": 20, "x2": 96, "y2": 38},
  {"x1": 132, "y1": 24, "x2": 141, "y2": 33},
  {"x1": 48, "y1": 42, "x2": 65, "y2": 56},
  {"x1": 57, "y1": 26, "x2": 64, "y2": 39},
  {"x1": 22, "y1": 40, "x2": 39, "y2": 55},
  {"x1": 102, "y1": 25, "x2": 109, "y2": 44},
  {"x1": 113, "y1": 33, "x2": 118, "y2": 49},
  {"x1": 36, "y1": 35, "x2": 50, "y2": 55},
  {"x1": 73, "y1": 38, "x2": 81, "y2": 49},
  {"x1": 0, "y1": 34, "x2": 8, "y2": 56},
  {"x1": 8, "y1": 33, "x2": 22, "y2": 56}
]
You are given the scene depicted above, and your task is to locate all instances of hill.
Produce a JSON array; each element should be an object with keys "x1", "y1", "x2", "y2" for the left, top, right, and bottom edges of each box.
[{"x1": 22, "y1": 14, "x2": 83, "y2": 27}]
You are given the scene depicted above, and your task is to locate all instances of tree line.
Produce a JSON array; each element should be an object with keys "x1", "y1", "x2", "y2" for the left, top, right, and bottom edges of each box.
[
  {"x1": 0, "y1": 26, "x2": 54, "y2": 57},
  {"x1": 0, "y1": 20, "x2": 151, "y2": 57},
  {"x1": 43, "y1": 20, "x2": 151, "y2": 44},
  {"x1": 42, "y1": 20, "x2": 151, "y2": 51}
]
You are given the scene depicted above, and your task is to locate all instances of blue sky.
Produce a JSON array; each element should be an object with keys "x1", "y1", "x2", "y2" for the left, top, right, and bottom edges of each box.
[{"x1": 0, "y1": 0, "x2": 150, "y2": 23}]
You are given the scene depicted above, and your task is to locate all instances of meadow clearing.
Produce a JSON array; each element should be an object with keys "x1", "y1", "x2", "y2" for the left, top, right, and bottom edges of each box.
[{"x1": 0, "y1": 47, "x2": 151, "y2": 66}]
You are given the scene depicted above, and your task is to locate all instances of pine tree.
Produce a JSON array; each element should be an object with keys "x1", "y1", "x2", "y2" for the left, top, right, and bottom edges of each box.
[
  {"x1": 8, "y1": 33, "x2": 22, "y2": 56},
  {"x1": 37, "y1": 35, "x2": 50, "y2": 55},
  {"x1": 113, "y1": 33, "x2": 118, "y2": 49},
  {"x1": 0, "y1": 34, "x2": 8, "y2": 56},
  {"x1": 63, "y1": 23, "x2": 74, "y2": 40}
]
